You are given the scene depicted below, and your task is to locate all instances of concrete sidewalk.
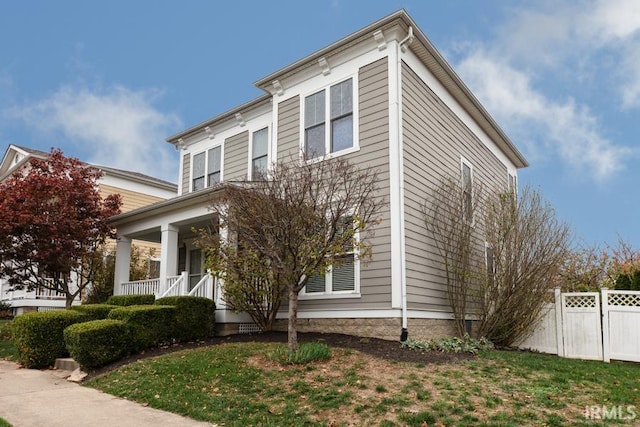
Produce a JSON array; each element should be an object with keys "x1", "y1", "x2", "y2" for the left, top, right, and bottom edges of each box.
[{"x1": 0, "y1": 361, "x2": 212, "y2": 427}]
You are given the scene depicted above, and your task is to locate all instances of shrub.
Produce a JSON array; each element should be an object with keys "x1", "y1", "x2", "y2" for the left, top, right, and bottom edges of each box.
[
  {"x1": 64, "y1": 319, "x2": 131, "y2": 370},
  {"x1": 269, "y1": 342, "x2": 332, "y2": 365},
  {"x1": 106, "y1": 294, "x2": 155, "y2": 306},
  {"x1": 0, "y1": 301, "x2": 12, "y2": 319},
  {"x1": 107, "y1": 305, "x2": 175, "y2": 351},
  {"x1": 0, "y1": 320, "x2": 12, "y2": 341},
  {"x1": 401, "y1": 334, "x2": 494, "y2": 355},
  {"x1": 12, "y1": 310, "x2": 87, "y2": 368},
  {"x1": 69, "y1": 304, "x2": 118, "y2": 321},
  {"x1": 155, "y1": 296, "x2": 215, "y2": 341},
  {"x1": 615, "y1": 271, "x2": 640, "y2": 291}
]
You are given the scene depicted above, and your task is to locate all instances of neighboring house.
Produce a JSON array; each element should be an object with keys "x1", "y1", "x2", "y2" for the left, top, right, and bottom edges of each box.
[
  {"x1": 0, "y1": 144, "x2": 177, "y2": 314},
  {"x1": 109, "y1": 10, "x2": 528, "y2": 340}
]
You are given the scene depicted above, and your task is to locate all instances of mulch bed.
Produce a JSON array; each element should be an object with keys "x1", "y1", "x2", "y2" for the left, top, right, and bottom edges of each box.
[{"x1": 83, "y1": 331, "x2": 473, "y2": 381}]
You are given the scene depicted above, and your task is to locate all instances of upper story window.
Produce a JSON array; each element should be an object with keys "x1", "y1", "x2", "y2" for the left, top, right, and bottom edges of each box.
[
  {"x1": 208, "y1": 146, "x2": 221, "y2": 186},
  {"x1": 251, "y1": 127, "x2": 269, "y2": 180},
  {"x1": 192, "y1": 152, "x2": 205, "y2": 191},
  {"x1": 304, "y1": 78, "x2": 354, "y2": 159},
  {"x1": 461, "y1": 159, "x2": 473, "y2": 222},
  {"x1": 192, "y1": 146, "x2": 222, "y2": 191}
]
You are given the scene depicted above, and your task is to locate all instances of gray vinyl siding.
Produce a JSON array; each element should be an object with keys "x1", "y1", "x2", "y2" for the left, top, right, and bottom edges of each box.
[
  {"x1": 224, "y1": 131, "x2": 249, "y2": 181},
  {"x1": 182, "y1": 153, "x2": 190, "y2": 194},
  {"x1": 401, "y1": 60, "x2": 508, "y2": 312},
  {"x1": 277, "y1": 96, "x2": 300, "y2": 161},
  {"x1": 298, "y1": 57, "x2": 392, "y2": 311}
]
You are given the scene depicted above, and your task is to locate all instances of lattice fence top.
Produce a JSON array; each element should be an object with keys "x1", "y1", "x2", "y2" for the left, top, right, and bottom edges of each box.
[
  {"x1": 564, "y1": 294, "x2": 597, "y2": 308},
  {"x1": 608, "y1": 293, "x2": 640, "y2": 307}
]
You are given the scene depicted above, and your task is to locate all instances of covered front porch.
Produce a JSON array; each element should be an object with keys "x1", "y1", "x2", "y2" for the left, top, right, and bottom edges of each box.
[{"x1": 110, "y1": 189, "x2": 223, "y2": 305}]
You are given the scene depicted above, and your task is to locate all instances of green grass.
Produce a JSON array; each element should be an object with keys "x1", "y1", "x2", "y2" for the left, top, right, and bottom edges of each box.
[
  {"x1": 0, "y1": 320, "x2": 17, "y2": 361},
  {"x1": 0, "y1": 417, "x2": 12, "y2": 427},
  {"x1": 87, "y1": 342, "x2": 640, "y2": 426}
]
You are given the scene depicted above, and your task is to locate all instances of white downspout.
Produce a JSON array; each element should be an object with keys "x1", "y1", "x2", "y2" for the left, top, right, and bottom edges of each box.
[{"x1": 398, "y1": 27, "x2": 413, "y2": 341}]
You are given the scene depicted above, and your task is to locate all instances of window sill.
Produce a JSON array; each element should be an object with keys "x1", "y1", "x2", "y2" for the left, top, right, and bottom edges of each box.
[
  {"x1": 304, "y1": 145, "x2": 360, "y2": 164},
  {"x1": 299, "y1": 292, "x2": 361, "y2": 300}
]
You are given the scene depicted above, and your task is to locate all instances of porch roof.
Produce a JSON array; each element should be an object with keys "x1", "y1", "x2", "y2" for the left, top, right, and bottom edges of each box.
[{"x1": 108, "y1": 184, "x2": 228, "y2": 227}]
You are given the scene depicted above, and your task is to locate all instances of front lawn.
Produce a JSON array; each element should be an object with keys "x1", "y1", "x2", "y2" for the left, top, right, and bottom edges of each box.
[
  {"x1": 87, "y1": 340, "x2": 640, "y2": 426},
  {"x1": 0, "y1": 320, "x2": 17, "y2": 361}
]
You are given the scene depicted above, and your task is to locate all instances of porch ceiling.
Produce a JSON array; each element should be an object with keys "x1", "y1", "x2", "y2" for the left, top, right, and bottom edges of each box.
[{"x1": 125, "y1": 217, "x2": 217, "y2": 244}]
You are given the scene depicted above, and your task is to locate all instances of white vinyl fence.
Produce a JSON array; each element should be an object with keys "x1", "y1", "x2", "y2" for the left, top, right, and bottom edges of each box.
[{"x1": 517, "y1": 288, "x2": 640, "y2": 363}]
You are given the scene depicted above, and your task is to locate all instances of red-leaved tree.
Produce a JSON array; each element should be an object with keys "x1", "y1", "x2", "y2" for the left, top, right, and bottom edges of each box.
[{"x1": 0, "y1": 149, "x2": 121, "y2": 308}]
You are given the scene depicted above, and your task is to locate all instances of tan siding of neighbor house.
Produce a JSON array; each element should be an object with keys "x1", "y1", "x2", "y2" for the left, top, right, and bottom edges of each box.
[
  {"x1": 401, "y1": 61, "x2": 508, "y2": 312},
  {"x1": 277, "y1": 95, "x2": 300, "y2": 161},
  {"x1": 224, "y1": 131, "x2": 249, "y2": 181},
  {"x1": 297, "y1": 57, "x2": 393, "y2": 311},
  {"x1": 99, "y1": 185, "x2": 165, "y2": 213},
  {"x1": 182, "y1": 153, "x2": 190, "y2": 193},
  {"x1": 99, "y1": 184, "x2": 164, "y2": 262}
]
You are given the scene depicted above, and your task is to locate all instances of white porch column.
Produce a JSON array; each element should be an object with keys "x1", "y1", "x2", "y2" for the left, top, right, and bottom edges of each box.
[
  {"x1": 114, "y1": 236, "x2": 132, "y2": 295},
  {"x1": 159, "y1": 224, "x2": 179, "y2": 293}
]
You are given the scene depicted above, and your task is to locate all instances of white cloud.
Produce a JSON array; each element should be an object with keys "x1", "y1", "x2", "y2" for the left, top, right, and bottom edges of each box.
[
  {"x1": 498, "y1": 0, "x2": 640, "y2": 108},
  {"x1": 457, "y1": 50, "x2": 633, "y2": 181},
  {"x1": 5, "y1": 84, "x2": 181, "y2": 182},
  {"x1": 449, "y1": 0, "x2": 640, "y2": 182},
  {"x1": 588, "y1": 0, "x2": 640, "y2": 41}
]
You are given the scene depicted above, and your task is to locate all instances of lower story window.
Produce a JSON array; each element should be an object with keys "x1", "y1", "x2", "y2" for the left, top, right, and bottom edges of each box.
[{"x1": 305, "y1": 254, "x2": 356, "y2": 294}]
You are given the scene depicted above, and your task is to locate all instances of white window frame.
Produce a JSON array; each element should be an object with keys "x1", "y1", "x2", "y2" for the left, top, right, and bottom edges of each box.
[
  {"x1": 248, "y1": 126, "x2": 270, "y2": 180},
  {"x1": 299, "y1": 75, "x2": 360, "y2": 163},
  {"x1": 460, "y1": 156, "x2": 474, "y2": 223},
  {"x1": 484, "y1": 242, "x2": 495, "y2": 283},
  {"x1": 507, "y1": 172, "x2": 517, "y2": 195},
  {"x1": 300, "y1": 215, "x2": 361, "y2": 300},
  {"x1": 191, "y1": 144, "x2": 224, "y2": 192}
]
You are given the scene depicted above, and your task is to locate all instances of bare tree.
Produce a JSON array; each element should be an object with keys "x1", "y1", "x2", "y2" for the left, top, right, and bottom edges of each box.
[
  {"x1": 479, "y1": 187, "x2": 571, "y2": 345},
  {"x1": 200, "y1": 157, "x2": 385, "y2": 351},
  {"x1": 424, "y1": 176, "x2": 571, "y2": 346},
  {"x1": 422, "y1": 177, "x2": 486, "y2": 336}
]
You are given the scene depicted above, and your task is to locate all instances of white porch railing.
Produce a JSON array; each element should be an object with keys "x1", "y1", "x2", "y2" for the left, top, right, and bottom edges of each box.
[
  {"x1": 0, "y1": 281, "x2": 68, "y2": 301},
  {"x1": 36, "y1": 285, "x2": 66, "y2": 300},
  {"x1": 118, "y1": 271, "x2": 216, "y2": 301},
  {"x1": 0, "y1": 282, "x2": 15, "y2": 301},
  {"x1": 158, "y1": 272, "x2": 188, "y2": 298},
  {"x1": 188, "y1": 273, "x2": 215, "y2": 299},
  {"x1": 120, "y1": 278, "x2": 161, "y2": 296}
]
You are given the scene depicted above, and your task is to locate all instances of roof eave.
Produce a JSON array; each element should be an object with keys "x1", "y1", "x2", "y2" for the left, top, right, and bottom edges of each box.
[
  {"x1": 165, "y1": 94, "x2": 272, "y2": 144},
  {"x1": 252, "y1": 9, "x2": 528, "y2": 169},
  {"x1": 97, "y1": 166, "x2": 177, "y2": 192}
]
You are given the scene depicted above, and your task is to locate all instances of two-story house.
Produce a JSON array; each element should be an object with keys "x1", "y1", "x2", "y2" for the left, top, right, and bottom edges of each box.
[
  {"x1": 109, "y1": 10, "x2": 528, "y2": 341},
  {"x1": 0, "y1": 144, "x2": 177, "y2": 314}
]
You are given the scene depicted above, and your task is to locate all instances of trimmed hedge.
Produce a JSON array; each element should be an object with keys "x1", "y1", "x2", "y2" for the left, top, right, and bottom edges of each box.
[
  {"x1": 64, "y1": 319, "x2": 131, "y2": 370},
  {"x1": 155, "y1": 296, "x2": 215, "y2": 341},
  {"x1": 107, "y1": 305, "x2": 175, "y2": 350},
  {"x1": 106, "y1": 294, "x2": 155, "y2": 306},
  {"x1": 12, "y1": 310, "x2": 87, "y2": 368},
  {"x1": 69, "y1": 304, "x2": 118, "y2": 321}
]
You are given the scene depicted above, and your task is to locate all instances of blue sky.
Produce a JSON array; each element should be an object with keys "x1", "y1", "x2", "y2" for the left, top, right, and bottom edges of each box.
[{"x1": 1, "y1": 1, "x2": 639, "y2": 248}]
